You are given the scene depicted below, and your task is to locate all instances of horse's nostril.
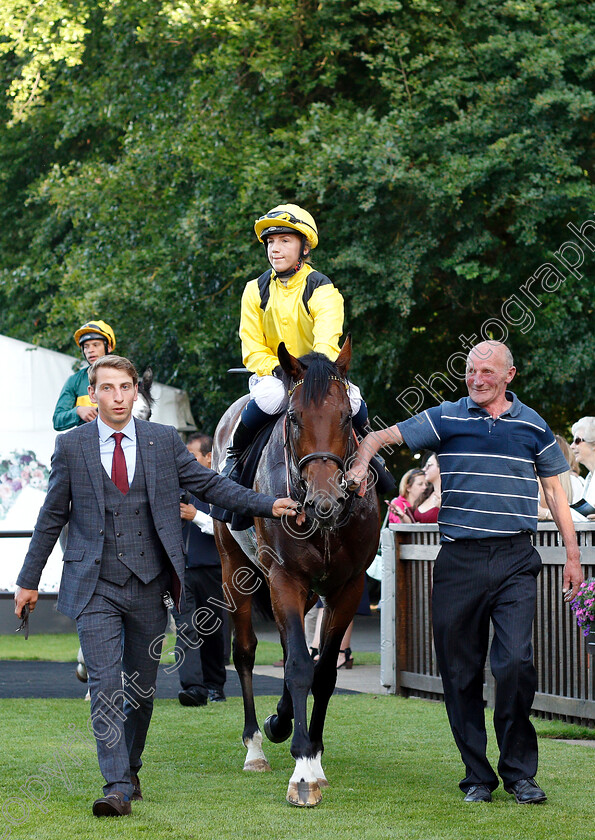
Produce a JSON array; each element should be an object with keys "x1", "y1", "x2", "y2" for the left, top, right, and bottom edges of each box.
[{"x1": 315, "y1": 498, "x2": 335, "y2": 517}]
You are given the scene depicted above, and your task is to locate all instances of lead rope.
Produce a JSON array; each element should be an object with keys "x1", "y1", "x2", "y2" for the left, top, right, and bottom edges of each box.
[{"x1": 324, "y1": 529, "x2": 331, "y2": 570}]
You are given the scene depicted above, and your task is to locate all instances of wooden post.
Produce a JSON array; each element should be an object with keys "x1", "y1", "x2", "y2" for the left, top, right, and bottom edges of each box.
[{"x1": 394, "y1": 528, "x2": 411, "y2": 696}]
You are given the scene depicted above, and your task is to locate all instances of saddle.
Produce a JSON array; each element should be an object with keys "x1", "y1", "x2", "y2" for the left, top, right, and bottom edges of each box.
[{"x1": 210, "y1": 417, "x2": 280, "y2": 531}]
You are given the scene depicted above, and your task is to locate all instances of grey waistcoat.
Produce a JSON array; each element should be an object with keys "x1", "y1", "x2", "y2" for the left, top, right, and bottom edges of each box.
[{"x1": 100, "y1": 448, "x2": 168, "y2": 586}]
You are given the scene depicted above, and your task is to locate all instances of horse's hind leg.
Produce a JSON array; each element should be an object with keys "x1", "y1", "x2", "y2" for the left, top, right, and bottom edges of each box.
[
  {"x1": 214, "y1": 528, "x2": 271, "y2": 772},
  {"x1": 264, "y1": 675, "x2": 294, "y2": 743}
]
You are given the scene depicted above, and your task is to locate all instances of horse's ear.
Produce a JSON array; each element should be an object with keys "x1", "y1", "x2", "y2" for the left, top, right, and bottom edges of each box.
[
  {"x1": 335, "y1": 334, "x2": 352, "y2": 376},
  {"x1": 141, "y1": 367, "x2": 153, "y2": 391},
  {"x1": 277, "y1": 342, "x2": 303, "y2": 380}
]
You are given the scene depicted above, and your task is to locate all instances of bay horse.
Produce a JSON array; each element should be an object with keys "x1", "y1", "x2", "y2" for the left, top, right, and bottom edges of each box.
[{"x1": 212, "y1": 336, "x2": 380, "y2": 806}]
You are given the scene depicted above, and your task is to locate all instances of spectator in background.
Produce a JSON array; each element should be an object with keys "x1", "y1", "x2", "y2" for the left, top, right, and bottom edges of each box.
[
  {"x1": 174, "y1": 433, "x2": 228, "y2": 705},
  {"x1": 412, "y1": 452, "x2": 441, "y2": 523},
  {"x1": 556, "y1": 435, "x2": 584, "y2": 502},
  {"x1": 53, "y1": 320, "x2": 116, "y2": 431},
  {"x1": 387, "y1": 468, "x2": 427, "y2": 523},
  {"x1": 538, "y1": 435, "x2": 585, "y2": 523},
  {"x1": 570, "y1": 417, "x2": 595, "y2": 520}
]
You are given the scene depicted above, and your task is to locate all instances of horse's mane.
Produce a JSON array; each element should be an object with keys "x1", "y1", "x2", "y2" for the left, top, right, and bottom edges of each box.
[{"x1": 296, "y1": 352, "x2": 340, "y2": 407}]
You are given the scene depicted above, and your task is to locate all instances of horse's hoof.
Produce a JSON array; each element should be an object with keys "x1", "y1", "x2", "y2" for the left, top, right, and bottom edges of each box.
[
  {"x1": 76, "y1": 663, "x2": 88, "y2": 683},
  {"x1": 244, "y1": 758, "x2": 272, "y2": 772},
  {"x1": 264, "y1": 714, "x2": 293, "y2": 744},
  {"x1": 318, "y1": 777, "x2": 330, "y2": 788},
  {"x1": 286, "y1": 780, "x2": 322, "y2": 807}
]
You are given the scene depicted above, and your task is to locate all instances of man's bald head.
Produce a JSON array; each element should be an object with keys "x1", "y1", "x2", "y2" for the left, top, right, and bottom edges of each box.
[
  {"x1": 465, "y1": 341, "x2": 516, "y2": 415},
  {"x1": 467, "y1": 341, "x2": 514, "y2": 370}
]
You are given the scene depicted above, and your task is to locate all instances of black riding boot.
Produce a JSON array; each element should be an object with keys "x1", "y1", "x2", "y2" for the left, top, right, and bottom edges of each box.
[{"x1": 220, "y1": 419, "x2": 256, "y2": 481}]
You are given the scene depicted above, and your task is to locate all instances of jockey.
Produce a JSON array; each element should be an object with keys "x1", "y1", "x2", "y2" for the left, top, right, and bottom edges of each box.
[
  {"x1": 52, "y1": 320, "x2": 116, "y2": 431},
  {"x1": 222, "y1": 203, "x2": 394, "y2": 492}
]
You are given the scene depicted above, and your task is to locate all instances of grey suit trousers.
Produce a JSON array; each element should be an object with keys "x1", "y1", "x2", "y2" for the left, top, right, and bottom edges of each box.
[{"x1": 76, "y1": 571, "x2": 168, "y2": 797}]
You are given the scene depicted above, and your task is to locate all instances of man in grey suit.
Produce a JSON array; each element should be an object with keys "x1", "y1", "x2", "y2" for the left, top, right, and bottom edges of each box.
[{"x1": 14, "y1": 355, "x2": 298, "y2": 817}]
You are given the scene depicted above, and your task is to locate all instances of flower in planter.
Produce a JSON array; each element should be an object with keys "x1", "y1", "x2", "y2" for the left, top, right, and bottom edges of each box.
[{"x1": 570, "y1": 578, "x2": 595, "y2": 636}]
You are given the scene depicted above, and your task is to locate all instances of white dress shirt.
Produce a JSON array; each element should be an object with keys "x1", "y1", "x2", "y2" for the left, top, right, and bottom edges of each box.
[{"x1": 97, "y1": 415, "x2": 137, "y2": 485}]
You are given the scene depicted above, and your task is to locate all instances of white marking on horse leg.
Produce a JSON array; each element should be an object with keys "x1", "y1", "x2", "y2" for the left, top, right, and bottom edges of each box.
[
  {"x1": 243, "y1": 730, "x2": 271, "y2": 772},
  {"x1": 287, "y1": 758, "x2": 322, "y2": 807},
  {"x1": 310, "y1": 751, "x2": 329, "y2": 787},
  {"x1": 289, "y1": 756, "x2": 318, "y2": 786}
]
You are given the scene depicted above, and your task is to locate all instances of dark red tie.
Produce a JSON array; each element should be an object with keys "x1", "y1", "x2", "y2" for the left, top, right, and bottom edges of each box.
[{"x1": 111, "y1": 432, "x2": 129, "y2": 494}]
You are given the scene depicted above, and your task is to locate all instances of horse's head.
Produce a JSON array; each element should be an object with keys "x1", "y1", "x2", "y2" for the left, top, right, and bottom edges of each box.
[
  {"x1": 278, "y1": 336, "x2": 354, "y2": 530},
  {"x1": 133, "y1": 367, "x2": 155, "y2": 421}
]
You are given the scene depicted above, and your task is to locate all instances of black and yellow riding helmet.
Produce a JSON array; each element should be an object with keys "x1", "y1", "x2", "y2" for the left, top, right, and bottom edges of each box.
[
  {"x1": 254, "y1": 204, "x2": 319, "y2": 251},
  {"x1": 73, "y1": 320, "x2": 116, "y2": 354}
]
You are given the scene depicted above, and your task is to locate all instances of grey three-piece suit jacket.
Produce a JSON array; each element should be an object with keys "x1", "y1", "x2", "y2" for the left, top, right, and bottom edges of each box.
[{"x1": 17, "y1": 418, "x2": 277, "y2": 618}]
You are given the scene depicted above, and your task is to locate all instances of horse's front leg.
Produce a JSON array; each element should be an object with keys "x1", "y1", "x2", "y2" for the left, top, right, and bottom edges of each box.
[
  {"x1": 264, "y1": 594, "x2": 318, "y2": 745},
  {"x1": 270, "y1": 585, "x2": 321, "y2": 807},
  {"x1": 309, "y1": 576, "x2": 365, "y2": 788}
]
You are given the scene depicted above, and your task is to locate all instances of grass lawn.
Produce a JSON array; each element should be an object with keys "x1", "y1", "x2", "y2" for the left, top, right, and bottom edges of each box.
[
  {"x1": 0, "y1": 694, "x2": 593, "y2": 840},
  {"x1": 0, "y1": 633, "x2": 381, "y2": 666}
]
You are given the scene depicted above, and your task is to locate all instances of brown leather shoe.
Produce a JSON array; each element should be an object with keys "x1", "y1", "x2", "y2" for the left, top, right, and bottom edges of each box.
[
  {"x1": 92, "y1": 791, "x2": 132, "y2": 817},
  {"x1": 131, "y1": 774, "x2": 143, "y2": 801}
]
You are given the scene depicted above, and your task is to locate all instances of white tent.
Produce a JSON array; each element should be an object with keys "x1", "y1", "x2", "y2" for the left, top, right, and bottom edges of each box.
[{"x1": 0, "y1": 334, "x2": 197, "y2": 591}]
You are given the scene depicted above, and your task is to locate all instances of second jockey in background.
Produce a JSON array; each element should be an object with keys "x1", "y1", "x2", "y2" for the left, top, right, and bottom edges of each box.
[{"x1": 52, "y1": 320, "x2": 116, "y2": 431}]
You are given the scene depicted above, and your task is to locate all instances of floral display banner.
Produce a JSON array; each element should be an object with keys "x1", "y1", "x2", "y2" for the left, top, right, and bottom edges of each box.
[{"x1": 0, "y1": 450, "x2": 50, "y2": 520}]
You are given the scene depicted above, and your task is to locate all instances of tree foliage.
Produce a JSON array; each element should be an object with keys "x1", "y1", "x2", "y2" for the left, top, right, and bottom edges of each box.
[{"x1": 0, "y1": 0, "x2": 593, "y2": 443}]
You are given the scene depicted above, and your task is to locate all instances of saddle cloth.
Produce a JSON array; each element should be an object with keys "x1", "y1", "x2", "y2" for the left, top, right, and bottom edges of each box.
[{"x1": 210, "y1": 417, "x2": 279, "y2": 531}]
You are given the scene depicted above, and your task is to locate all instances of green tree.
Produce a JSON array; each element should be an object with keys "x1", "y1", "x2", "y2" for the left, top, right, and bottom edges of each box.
[{"x1": 0, "y1": 0, "x2": 593, "y2": 443}]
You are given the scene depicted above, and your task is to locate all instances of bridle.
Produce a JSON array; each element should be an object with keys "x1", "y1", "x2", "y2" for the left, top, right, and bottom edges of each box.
[{"x1": 283, "y1": 374, "x2": 357, "y2": 513}]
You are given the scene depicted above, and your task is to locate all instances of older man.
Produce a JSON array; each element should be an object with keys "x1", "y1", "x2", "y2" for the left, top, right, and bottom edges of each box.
[
  {"x1": 348, "y1": 341, "x2": 583, "y2": 804},
  {"x1": 15, "y1": 355, "x2": 298, "y2": 818}
]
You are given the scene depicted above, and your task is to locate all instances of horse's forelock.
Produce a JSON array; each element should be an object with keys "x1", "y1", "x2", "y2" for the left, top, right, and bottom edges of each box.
[{"x1": 297, "y1": 352, "x2": 340, "y2": 406}]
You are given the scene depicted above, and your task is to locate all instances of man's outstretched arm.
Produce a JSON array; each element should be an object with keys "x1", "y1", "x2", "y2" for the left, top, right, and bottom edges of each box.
[{"x1": 346, "y1": 424, "x2": 403, "y2": 488}]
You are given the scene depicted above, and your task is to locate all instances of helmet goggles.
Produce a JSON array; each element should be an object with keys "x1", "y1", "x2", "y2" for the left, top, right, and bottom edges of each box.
[{"x1": 254, "y1": 204, "x2": 318, "y2": 250}]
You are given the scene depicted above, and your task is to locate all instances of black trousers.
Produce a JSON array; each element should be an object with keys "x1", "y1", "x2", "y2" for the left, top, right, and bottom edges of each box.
[
  {"x1": 173, "y1": 565, "x2": 227, "y2": 694},
  {"x1": 431, "y1": 534, "x2": 542, "y2": 792}
]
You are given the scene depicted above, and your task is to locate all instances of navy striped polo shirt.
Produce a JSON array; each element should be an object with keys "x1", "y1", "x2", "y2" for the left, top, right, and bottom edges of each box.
[{"x1": 398, "y1": 391, "x2": 568, "y2": 542}]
